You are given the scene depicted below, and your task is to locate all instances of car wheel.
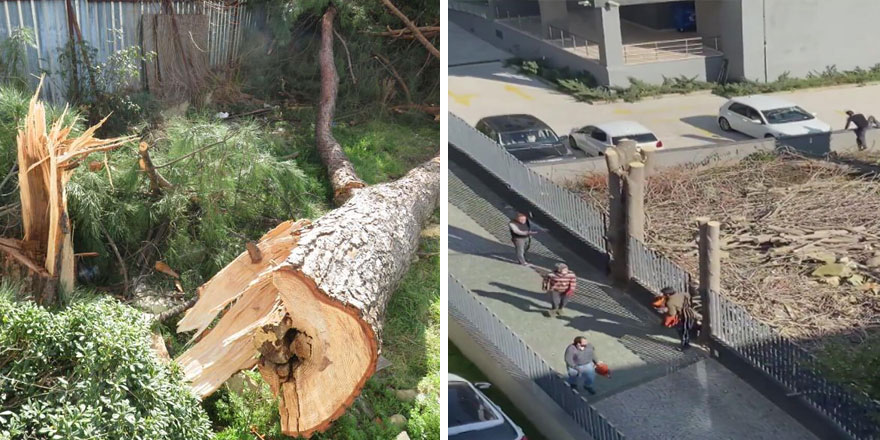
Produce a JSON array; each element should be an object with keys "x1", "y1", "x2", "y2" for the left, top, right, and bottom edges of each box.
[
  {"x1": 764, "y1": 133, "x2": 776, "y2": 139},
  {"x1": 718, "y1": 117, "x2": 732, "y2": 132}
]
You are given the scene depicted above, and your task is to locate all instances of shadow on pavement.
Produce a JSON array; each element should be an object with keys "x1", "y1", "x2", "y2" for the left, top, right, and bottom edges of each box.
[{"x1": 680, "y1": 115, "x2": 750, "y2": 142}]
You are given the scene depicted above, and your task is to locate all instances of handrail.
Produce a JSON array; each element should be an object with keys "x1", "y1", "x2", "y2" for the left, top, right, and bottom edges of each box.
[{"x1": 623, "y1": 36, "x2": 721, "y2": 64}]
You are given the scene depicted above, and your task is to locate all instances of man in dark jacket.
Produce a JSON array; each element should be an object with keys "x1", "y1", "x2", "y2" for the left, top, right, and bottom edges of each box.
[
  {"x1": 845, "y1": 110, "x2": 880, "y2": 151},
  {"x1": 509, "y1": 212, "x2": 536, "y2": 265},
  {"x1": 564, "y1": 336, "x2": 599, "y2": 395}
]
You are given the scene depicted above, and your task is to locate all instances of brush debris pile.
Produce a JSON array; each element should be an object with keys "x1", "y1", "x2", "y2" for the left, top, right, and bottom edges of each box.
[{"x1": 575, "y1": 151, "x2": 880, "y2": 344}]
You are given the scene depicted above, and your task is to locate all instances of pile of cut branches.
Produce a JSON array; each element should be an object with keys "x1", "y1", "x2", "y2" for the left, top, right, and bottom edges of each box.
[{"x1": 574, "y1": 151, "x2": 880, "y2": 344}]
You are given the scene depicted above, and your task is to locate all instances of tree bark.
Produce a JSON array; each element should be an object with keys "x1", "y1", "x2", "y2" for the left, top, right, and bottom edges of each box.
[
  {"x1": 317, "y1": 5, "x2": 365, "y2": 205},
  {"x1": 175, "y1": 156, "x2": 439, "y2": 438}
]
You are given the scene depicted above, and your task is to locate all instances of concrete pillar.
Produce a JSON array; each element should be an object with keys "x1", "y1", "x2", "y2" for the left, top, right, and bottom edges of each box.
[
  {"x1": 605, "y1": 149, "x2": 626, "y2": 284},
  {"x1": 487, "y1": 0, "x2": 497, "y2": 20},
  {"x1": 598, "y1": 5, "x2": 623, "y2": 67},
  {"x1": 698, "y1": 218, "x2": 721, "y2": 344},
  {"x1": 537, "y1": 0, "x2": 568, "y2": 38}
]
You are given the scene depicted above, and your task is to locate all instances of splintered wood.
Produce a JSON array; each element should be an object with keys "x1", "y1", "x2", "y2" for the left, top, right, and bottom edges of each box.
[
  {"x1": 1, "y1": 80, "x2": 132, "y2": 302},
  {"x1": 573, "y1": 152, "x2": 880, "y2": 345},
  {"x1": 175, "y1": 157, "x2": 439, "y2": 437}
]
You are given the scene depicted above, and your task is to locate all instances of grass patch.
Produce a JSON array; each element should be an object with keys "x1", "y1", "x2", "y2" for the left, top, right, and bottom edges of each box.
[
  {"x1": 510, "y1": 58, "x2": 880, "y2": 103},
  {"x1": 449, "y1": 342, "x2": 546, "y2": 440},
  {"x1": 816, "y1": 333, "x2": 880, "y2": 422}
]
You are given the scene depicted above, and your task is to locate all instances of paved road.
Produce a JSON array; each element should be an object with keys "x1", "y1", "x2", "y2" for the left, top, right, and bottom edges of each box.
[
  {"x1": 448, "y1": 161, "x2": 818, "y2": 440},
  {"x1": 449, "y1": 22, "x2": 880, "y2": 150}
]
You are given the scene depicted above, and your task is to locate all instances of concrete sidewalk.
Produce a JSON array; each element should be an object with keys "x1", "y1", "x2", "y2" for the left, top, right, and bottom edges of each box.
[{"x1": 448, "y1": 161, "x2": 817, "y2": 440}]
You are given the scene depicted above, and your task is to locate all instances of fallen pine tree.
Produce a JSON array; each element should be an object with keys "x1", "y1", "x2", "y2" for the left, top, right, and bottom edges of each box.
[{"x1": 175, "y1": 155, "x2": 439, "y2": 437}]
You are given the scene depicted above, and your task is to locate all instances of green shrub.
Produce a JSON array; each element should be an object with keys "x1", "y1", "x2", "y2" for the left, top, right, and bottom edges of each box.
[
  {"x1": 0, "y1": 28, "x2": 36, "y2": 92},
  {"x1": 66, "y1": 115, "x2": 327, "y2": 289},
  {"x1": 0, "y1": 285, "x2": 212, "y2": 440}
]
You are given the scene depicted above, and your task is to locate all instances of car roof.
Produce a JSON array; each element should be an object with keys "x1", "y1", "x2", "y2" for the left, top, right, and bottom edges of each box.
[
  {"x1": 448, "y1": 373, "x2": 467, "y2": 382},
  {"x1": 729, "y1": 95, "x2": 799, "y2": 110},
  {"x1": 592, "y1": 120, "x2": 654, "y2": 135},
  {"x1": 478, "y1": 114, "x2": 551, "y2": 132}
]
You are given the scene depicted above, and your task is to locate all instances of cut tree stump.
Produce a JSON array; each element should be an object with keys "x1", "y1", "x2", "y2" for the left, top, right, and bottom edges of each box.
[{"x1": 175, "y1": 156, "x2": 439, "y2": 438}]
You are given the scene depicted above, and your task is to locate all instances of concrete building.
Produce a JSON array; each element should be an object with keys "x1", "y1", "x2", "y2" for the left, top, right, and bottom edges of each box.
[{"x1": 451, "y1": 0, "x2": 880, "y2": 87}]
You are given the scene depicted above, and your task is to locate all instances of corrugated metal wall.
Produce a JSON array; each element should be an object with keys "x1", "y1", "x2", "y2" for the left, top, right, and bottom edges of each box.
[{"x1": 0, "y1": 0, "x2": 265, "y2": 103}]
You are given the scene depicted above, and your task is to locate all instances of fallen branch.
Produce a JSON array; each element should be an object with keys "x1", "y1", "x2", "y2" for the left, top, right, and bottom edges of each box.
[
  {"x1": 155, "y1": 133, "x2": 234, "y2": 169},
  {"x1": 390, "y1": 104, "x2": 439, "y2": 120},
  {"x1": 154, "y1": 295, "x2": 199, "y2": 323},
  {"x1": 372, "y1": 26, "x2": 440, "y2": 39},
  {"x1": 372, "y1": 53, "x2": 412, "y2": 104},
  {"x1": 333, "y1": 28, "x2": 357, "y2": 85},
  {"x1": 316, "y1": 5, "x2": 365, "y2": 205},
  {"x1": 380, "y1": 0, "x2": 439, "y2": 59},
  {"x1": 99, "y1": 223, "x2": 129, "y2": 295},
  {"x1": 138, "y1": 142, "x2": 173, "y2": 193}
]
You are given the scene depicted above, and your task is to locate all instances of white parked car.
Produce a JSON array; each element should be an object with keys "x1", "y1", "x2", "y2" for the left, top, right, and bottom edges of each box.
[
  {"x1": 568, "y1": 121, "x2": 662, "y2": 156},
  {"x1": 718, "y1": 95, "x2": 832, "y2": 138},
  {"x1": 448, "y1": 373, "x2": 527, "y2": 440}
]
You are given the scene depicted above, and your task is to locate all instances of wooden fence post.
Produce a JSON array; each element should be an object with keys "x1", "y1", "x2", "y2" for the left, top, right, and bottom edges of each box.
[
  {"x1": 625, "y1": 162, "x2": 645, "y2": 242},
  {"x1": 698, "y1": 218, "x2": 721, "y2": 344},
  {"x1": 640, "y1": 145, "x2": 657, "y2": 177},
  {"x1": 624, "y1": 162, "x2": 645, "y2": 282},
  {"x1": 605, "y1": 149, "x2": 627, "y2": 284}
]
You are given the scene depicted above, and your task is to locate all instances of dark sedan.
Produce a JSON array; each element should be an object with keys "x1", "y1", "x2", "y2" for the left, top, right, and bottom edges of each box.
[{"x1": 475, "y1": 114, "x2": 574, "y2": 163}]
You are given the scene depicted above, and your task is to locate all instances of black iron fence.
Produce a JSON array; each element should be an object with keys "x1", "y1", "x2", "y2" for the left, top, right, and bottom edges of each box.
[
  {"x1": 709, "y1": 291, "x2": 880, "y2": 439},
  {"x1": 450, "y1": 275, "x2": 626, "y2": 440},
  {"x1": 450, "y1": 111, "x2": 880, "y2": 439}
]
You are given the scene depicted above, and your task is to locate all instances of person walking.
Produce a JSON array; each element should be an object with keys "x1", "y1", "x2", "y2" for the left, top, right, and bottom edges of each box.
[
  {"x1": 509, "y1": 212, "x2": 536, "y2": 265},
  {"x1": 844, "y1": 110, "x2": 880, "y2": 151},
  {"x1": 658, "y1": 287, "x2": 699, "y2": 351},
  {"x1": 565, "y1": 336, "x2": 599, "y2": 395},
  {"x1": 542, "y1": 263, "x2": 577, "y2": 317}
]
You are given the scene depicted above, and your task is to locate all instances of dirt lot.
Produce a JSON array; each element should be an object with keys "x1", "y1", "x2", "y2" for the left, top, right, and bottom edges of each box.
[{"x1": 573, "y1": 150, "x2": 880, "y2": 348}]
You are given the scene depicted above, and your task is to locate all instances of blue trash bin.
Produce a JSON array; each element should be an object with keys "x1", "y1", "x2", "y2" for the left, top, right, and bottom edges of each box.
[{"x1": 673, "y1": 3, "x2": 696, "y2": 32}]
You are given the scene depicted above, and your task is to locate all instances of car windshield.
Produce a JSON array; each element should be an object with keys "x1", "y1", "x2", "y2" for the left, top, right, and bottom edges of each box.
[
  {"x1": 762, "y1": 106, "x2": 813, "y2": 124},
  {"x1": 499, "y1": 129, "x2": 558, "y2": 147},
  {"x1": 611, "y1": 133, "x2": 657, "y2": 144},
  {"x1": 449, "y1": 382, "x2": 500, "y2": 428}
]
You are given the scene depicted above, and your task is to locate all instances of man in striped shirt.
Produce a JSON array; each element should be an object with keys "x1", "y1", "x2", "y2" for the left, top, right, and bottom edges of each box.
[{"x1": 542, "y1": 263, "x2": 577, "y2": 317}]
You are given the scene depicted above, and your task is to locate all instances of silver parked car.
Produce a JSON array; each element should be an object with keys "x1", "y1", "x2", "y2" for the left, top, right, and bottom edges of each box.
[
  {"x1": 718, "y1": 95, "x2": 831, "y2": 138},
  {"x1": 568, "y1": 120, "x2": 662, "y2": 156},
  {"x1": 448, "y1": 374, "x2": 527, "y2": 440}
]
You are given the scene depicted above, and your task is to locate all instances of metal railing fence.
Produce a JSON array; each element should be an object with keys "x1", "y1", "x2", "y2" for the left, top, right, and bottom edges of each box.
[
  {"x1": 628, "y1": 236, "x2": 690, "y2": 295},
  {"x1": 623, "y1": 36, "x2": 720, "y2": 64},
  {"x1": 709, "y1": 291, "x2": 880, "y2": 440},
  {"x1": 449, "y1": 0, "x2": 487, "y2": 18},
  {"x1": 548, "y1": 24, "x2": 601, "y2": 61},
  {"x1": 449, "y1": 113, "x2": 608, "y2": 253},
  {"x1": 450, "y1": 275, "x2": 626, "y2": 440}
]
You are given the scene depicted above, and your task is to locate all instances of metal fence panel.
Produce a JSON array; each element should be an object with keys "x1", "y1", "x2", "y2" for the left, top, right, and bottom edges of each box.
[
  {"x1": 709, "y1": 290, "x2": 880, "y2": 440},
  {"x1": 449, "y1": 113, "x2": 608, "y2": 253},
  {"x1": 0, "y1": 0, "x2": 263, "y2": 104},
  {"x1": 450, "y1": 275, "x2": 625, "y2": 440}
]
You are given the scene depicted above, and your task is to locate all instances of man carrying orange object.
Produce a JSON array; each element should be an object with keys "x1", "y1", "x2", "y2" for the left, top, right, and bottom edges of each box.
[{"x1": 655, "y1": 287, "x2": 698, "y2": 350}]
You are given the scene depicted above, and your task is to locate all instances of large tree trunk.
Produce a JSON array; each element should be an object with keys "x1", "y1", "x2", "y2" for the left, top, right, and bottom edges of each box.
[
  {"x1": 316, "y1": 5, "x2": 365, "y2": 205},
  {"x1": 175, "y1": 156, "x2": 439, "y2": 438}
]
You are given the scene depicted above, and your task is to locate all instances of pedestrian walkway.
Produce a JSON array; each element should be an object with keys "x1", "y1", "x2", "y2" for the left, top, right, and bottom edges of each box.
[{"x1": 448, "y1": 160, "x2": 818, "y2": 439}]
